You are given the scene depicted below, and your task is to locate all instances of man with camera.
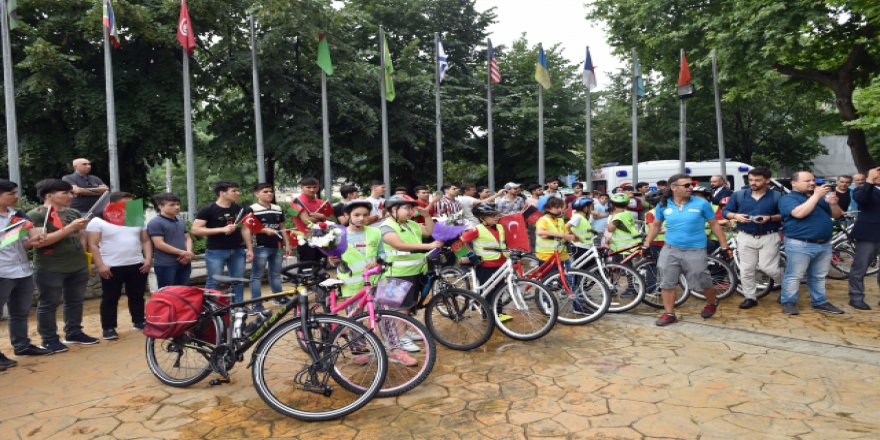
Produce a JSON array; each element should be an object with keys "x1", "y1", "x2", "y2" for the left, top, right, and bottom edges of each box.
[{"x1": 722, "y1": 167, "x2": 784, "y2": 309}]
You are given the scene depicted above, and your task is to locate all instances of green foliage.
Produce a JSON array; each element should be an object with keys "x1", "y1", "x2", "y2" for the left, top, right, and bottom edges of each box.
[{"x1": 849, "y1": 76, "x2": 880, "y2": 130}]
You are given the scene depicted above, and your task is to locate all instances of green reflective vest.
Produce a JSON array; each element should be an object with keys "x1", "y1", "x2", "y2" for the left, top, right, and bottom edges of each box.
[
  {"x1": 472, "y1": 224, "x2": 506, "y2": 261},
  {"x1": 535, "y1": 216, "x2": 567, "y2": 257},
  {"x1": 610, "y1": 210, "x2": 640, "y2": 253},
  {"x1": 381, "y1": 219, "x2": 427, "y2": 277},
  {"x1": 569, "y1": 213, "x2": 594, "y2": 244},
  {"x1": 338, "y1": 226, "x2": 382, "y2": 297}
]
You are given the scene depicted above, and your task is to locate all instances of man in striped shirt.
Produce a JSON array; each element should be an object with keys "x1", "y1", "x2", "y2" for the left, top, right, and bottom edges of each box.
[{"x1": 432, "y1": 184, "x2": 462, "y2": 218}]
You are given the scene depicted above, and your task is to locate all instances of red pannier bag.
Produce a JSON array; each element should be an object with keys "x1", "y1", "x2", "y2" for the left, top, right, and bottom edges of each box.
[{"x1": 144, "y1": 286, "x2": 206, "y2": 339}]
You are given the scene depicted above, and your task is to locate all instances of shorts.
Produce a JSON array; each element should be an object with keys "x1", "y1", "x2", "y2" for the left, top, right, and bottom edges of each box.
[{"x1": 656, "y1": 245, "x2": 713, "y2": 291}]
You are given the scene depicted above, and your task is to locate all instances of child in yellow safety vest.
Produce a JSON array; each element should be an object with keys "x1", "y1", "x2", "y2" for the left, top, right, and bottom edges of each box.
[
  {"x1": 565, "y1": 196, "x2": 595, "y2": 261},
  {"x1": 606, "y1": 193, "x2": 641, "y2": 256},
  {"x1": 535, "y1": 197, "x2": 576, "y2": 265},
  {"x1": 328, "y1": 200, "x2": 383, "y2": 300},
  {"x1": 460, "y1": 203, "x2": 516, "y2": 321}
]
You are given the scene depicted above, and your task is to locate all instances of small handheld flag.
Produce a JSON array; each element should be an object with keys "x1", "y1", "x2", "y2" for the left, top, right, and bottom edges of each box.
[
  {"x1": 437, "y1": 39, "x2": 448, "y2": 83},
  {"x1": 488, "y1": 39, "x2": 501, "y2": 84},
  {"x1": 583, "y1": 47, "x2": 597, "y2": 91},
  {"x1": 102, "y1": 0, "x2": 120, "y2": 48},
  {"x1": 534, "y1": 44, "x2": 551, "y2": 89},
  {"x1": 103, "y1": 199, "x2": 145, "y2": 227},
  {"x1": 0, "y1": 221, "x2": 27, "y2": 248},
  {"x1": 240, "y1": 213, "x2": 265, "y2": 234}
]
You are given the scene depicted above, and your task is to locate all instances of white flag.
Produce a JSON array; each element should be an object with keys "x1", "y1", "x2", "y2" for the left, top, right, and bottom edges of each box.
[{"x1": 438, "y1": 40, "x2": 448, "y2": 83}]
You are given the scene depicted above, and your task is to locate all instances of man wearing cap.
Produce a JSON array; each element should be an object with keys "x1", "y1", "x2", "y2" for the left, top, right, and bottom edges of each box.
[{"x1": 497, "y1": 182, "x2": 526, "y2": 216}]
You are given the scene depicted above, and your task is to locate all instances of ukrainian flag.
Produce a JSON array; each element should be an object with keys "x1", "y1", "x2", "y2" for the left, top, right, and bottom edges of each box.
[{"x1": 534, "y1": 44, "x2": 551, "y2": 89}]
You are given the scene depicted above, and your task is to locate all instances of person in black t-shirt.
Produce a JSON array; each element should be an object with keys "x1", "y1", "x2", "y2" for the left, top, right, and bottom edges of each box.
[
  {"x1": 834, "y1": 175, "x2": 852, "y2": 215},
  {"x1": 333, "y1": 184, "x2": 360, "y2": 226},
  {"x1": 243, "y1": 183, "x2": 291, "y2": 310},
  {"x1": 191, "y1": 181, "x2": 253, "y2": 302}
]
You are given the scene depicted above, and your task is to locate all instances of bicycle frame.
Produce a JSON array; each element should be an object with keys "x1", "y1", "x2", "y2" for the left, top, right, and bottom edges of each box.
[
  {"x1": 569, "y1": 241, "x2": 642, "y2": 286},
  {"x1": 324, "y1": 264, "x2": 385, "y2": 330},
  {"x1": 466, "y1": 256, "x2": 529, "y2": 310}
]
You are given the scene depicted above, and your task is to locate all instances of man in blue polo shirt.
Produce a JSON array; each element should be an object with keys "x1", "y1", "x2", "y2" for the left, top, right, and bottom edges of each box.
[
  {"x1": 643, "y1": 174, "x2": 731, "y2": 326},
  {"x1": 778, "y1": 171, "x2": 845, "y2": 315},
  {"x1": 722, "y1": 166, "x2": 783, "y2": 309}
]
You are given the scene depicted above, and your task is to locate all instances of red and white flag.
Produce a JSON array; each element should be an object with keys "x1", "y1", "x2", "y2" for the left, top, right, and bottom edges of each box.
[
  {"x1": 488, "y1": 39, "x2": 501, "y2": 84},
  {"x1": 177, "y1": 0, "x2": 196, "y2": 55},
  {"x1": 240, "y1": 213, "x2": 264, "y2": 234},
  {"x1": 500, "y1": 213, "x2": 531, "y2": 252}
]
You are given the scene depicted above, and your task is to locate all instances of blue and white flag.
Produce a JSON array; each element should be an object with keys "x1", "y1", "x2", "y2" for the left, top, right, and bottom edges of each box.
[
  {"x1": 583, "y1": 47, "x2": 597, "y2": 91},
  {"x1": 438, "y1": 40, "x2": 448, "y2": 82}
]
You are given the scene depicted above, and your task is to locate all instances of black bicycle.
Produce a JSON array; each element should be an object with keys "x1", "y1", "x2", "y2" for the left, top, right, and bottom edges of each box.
[{"x1": 145, "y1": 271, "x2": 387, "y2": 422}]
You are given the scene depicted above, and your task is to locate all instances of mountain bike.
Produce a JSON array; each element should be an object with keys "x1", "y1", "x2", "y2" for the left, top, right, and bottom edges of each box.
[
  {"x1": 569, "y1": 240, "x2": 646, "y2": 313},
  {"x1": 145, "y1": 272, "x2": 387, "y2": 422}
]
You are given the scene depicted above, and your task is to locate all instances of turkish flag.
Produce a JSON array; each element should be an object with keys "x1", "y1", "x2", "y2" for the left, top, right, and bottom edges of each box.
[
  {"x1": 500, "y1": 213, "x2": 531, "y2": 252},
  {"x1": 177, "y1": 0, "x2": 196, "y2": 55},
  {"x1": 241, "y1": 213, "x2": 264, "y2": 234}
]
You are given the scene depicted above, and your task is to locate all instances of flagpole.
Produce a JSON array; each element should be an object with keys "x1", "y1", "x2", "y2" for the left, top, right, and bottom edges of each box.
[
  {"x1": 182, "y1": 47, "x2": 196, "y2": 219},
  {"x1": 165, "y1": 158, "x2": 172, "y2": 192},
  {"x1": 250, "y1": 14, "x2": 266, "y2": 183},
  {"x1": 486, "y1": 39, "x2": 495, "y2": 192},
  {"x1": 1, "y1": 0, "x2": 19, "y2": 185},
  {"x1": 712, "y1": 49, "x2": 726, "y2": 178},
  {"x1": 102, "y1": 14, "x2": 119, "y2": 191},
  {"x1": 631, "y1": 48, "x2": 639, "y2": 186},
  {"x1": 585, "y1": 46, "x2": 592, "y2": 194},
  {"x1": 679, "y1": 48, "x2": 687, "y2": 174},
  {"x1": 537, "y1": 44, "x2": 545, "y2": 185},
  {"x1": 320, "y1": 70, "x2": 332, "y2": 199},
  {"x1": 379, "y1": 26, "x2": 390, "y2": 198},
  {"x1": 434, "y1": 32, "x2": 443, "y2": 192}
]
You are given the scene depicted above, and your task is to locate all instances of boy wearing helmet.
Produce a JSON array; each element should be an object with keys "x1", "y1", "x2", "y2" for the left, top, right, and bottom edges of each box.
[
  {"x1": 566, "y1": 196, "x2": 595, "y2": 260},
  {"x1": 535, "y1": 197, "x2": 576, "y2": 263},
  {"x1": 464, "y1": 204, "x2": 507, "y2": 284},
  {"x1": 607, "y1": 193, "x2": 641, "y2": 255},
  {"x1": 380, "y1": 195, "x2": 444, "y2": 306}
]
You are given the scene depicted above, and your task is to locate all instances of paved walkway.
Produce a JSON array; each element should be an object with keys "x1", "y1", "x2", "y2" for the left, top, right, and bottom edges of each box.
[{"x1": 1, "y1": 280, "x2": 880, "y2": 439}]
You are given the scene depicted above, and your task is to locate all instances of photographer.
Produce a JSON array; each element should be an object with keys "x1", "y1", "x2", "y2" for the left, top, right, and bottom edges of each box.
[{"x1": 722, "y1": 167, "x2": 783, "y2": 309}]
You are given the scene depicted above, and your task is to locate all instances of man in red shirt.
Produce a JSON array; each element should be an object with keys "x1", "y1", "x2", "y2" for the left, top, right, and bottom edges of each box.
[{"x1": 290, "y1": 177, "x2": 334, "y2": 263}]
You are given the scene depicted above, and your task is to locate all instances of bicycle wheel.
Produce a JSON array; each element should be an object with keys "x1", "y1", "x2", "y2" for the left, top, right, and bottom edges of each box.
[
  {"x1": 251, "y1": 314, "x2": 386, "y2": 422},
  {"x1": 491, "y1": 278, "x2": 558, "y2": 341},
  {"x1": 439, "y1": 266, "x2": 472, "y2": 291},
  {"x1": 349, "y1": 310, "x2": 436, "y2": 397},
  {"x1": 540, "y1": 269, "x2": 610, "y2": 325},
  {"x1": 635, "y1": 260, "x2": 690, "y2": 309},
  {"x1": 690, "y1": 256, "x2": 738, "y2": 300},
  {"x1": 424, "y1": 288, "x2": 494, "y2": 351},
  {"x1": 587, "y1": 263, "x2": 646, "y2": 313},
  {"x1": 828, "y1": 246, "x2": 856, "y2": 280},
  {"x1": 145, "y1": 316, "x2": 222, "y2": 387},
  {"x1": 735, "y1": 269, "x2": 774, "y2": 299},
  {"x1": 519, "y1": 254, "x2": 542, "y2": 277}
]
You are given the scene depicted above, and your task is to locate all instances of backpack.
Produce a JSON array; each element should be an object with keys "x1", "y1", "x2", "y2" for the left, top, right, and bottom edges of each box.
[{"x1": 144, "y1": 286, "x2": 206, "y2": 339}]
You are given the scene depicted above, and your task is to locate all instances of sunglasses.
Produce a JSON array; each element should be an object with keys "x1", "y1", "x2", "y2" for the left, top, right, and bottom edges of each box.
[{"x1": 674, "y1": 183, "x2": 694, "y2": 188}]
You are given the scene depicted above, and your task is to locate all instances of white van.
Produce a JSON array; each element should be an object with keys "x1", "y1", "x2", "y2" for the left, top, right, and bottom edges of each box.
[{"x1": 590, "y1": 160, "x2": 754, "y2": 193}]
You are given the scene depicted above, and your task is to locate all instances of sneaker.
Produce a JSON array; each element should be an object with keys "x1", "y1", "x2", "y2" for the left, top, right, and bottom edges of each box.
[
  {"x1": 102, "y1": 329, "x2": 119, "y2": 340},
  {"x1": 398, "y1": 337, "x2": 421, "y2": 353},
  {"x1": 812, "y1": 302, "x2": 844, "y2": 315},
  {"x1": 739, "y1": 298, "x2": 758, "y2": 309},
  {"x1": 655, "y1": 313, "x2": 678, "y2": 326},
  {"x1": 701, "y1": 302, "x2": 718, "y2": 319},
  {"x1": 404, "y1": 330, "x2": 424, "y2": 341},
  {"x1": 132, "y1": 322, "x2": 145, "y2": 331},
  {"x1": 782, "y1": 303, "x2": 799, "y2": 315},
  {"x1": 388, "y1": 350, "x2": 418, "y2": 367},
  {"x1": 13, "y1": 344, "x2": 52, "y2": 356},
  {"x1": 0, "y1": 363, "x2": 6, "y2": 371},
  {"x1": 41, "y1": 340, "x2": 69, "y2": 354},
  {"x1": 0, "y1": 352, "x2": 17, "y2": 369},
  {"x1": 496, "y1": 313, "x2": 513, "y2": 323},
  {"x1": 353, "y1": 353, "x2": 373, "y2": 366},
  {"x1": 63, "y1": 333, "x2": 99, "y2": 345},
  {"x1": 849, "y1": 300, "x2": 871, "y2": 310}
]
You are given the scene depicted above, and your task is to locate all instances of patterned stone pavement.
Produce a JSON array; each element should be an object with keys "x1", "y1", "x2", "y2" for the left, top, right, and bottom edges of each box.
[{"x1": 1, "y1": 279, "x2": 880, "y2": 439}]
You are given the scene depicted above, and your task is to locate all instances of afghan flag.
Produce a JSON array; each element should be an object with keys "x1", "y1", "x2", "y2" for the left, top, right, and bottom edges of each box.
[
  {"x1": 44, "y1": 205, "x2": 63, "y2": 230},
  {"x1": 534, "y1": 44, "x2": 551, "y2": 89},
  {"x1": 383, "y1": 38, "x2": 395, "y2": 102},
  {"x1": 316, "y1": 33, "x2": 333, "y2": 76},
  {"x1": 0, "y1": 219, "x2": 28, "y2": 248},
  {"x1": 103, "y1": 0, "x2": 120, "y2": 48},
  {"x1": 449, "y1": 239, "x2": 470, "y2": 259},
  {"x1": 240, "y1": 213, "x2": 264, "y2": 234},
  {"x1": 103, "y1": 199, "x2": 145, "y2": 227}
]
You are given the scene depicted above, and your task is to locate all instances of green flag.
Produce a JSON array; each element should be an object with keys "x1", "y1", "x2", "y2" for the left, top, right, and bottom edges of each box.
[
  {"x1": 8, "y1": 0, "x2": 21, "y2": 30},
  {"x1": 316, "y1": 33, "x2": 333, "y2": 76},
  {"x1": 383, "y1": 39, "x2": 395, "y2": 102}
]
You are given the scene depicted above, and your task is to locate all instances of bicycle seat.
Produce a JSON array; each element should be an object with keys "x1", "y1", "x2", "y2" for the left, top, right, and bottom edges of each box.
[
  {"x1": 213, "y1": 275, "x2": 250, "y2": 285},
  {"x1": 319, "y1": 279, "x2": 345, "y2": 288}
]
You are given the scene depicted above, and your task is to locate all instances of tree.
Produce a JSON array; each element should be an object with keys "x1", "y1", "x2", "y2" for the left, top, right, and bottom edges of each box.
[{"x1": 588, "y1": 0, "x2": 879, "y2": 172}]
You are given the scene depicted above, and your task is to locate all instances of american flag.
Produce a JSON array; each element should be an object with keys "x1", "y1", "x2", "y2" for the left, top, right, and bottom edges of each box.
[{"x1": 488, "y1": 39, "x2": 501, "y2": 84}]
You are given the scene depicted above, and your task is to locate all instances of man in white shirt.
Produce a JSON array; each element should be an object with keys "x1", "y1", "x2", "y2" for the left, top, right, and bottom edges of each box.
[
  {"x1": 365, "y1": 181, "x2": 386, "y2": 224},
  {"x1": 86, "y1": 192, "x2": 152, "y2": 340}
]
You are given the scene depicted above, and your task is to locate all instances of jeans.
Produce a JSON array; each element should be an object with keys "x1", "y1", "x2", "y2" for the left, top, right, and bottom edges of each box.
[
  {"x1": 99, "y1": 264, "x2": 148, "y2": 329},
  {"x1": 848, "y1": 240, "x2": 880, "y2": 303},
  {"x1": 35, "y1": 268, "x2": 89, "y2": 342},
  {"x1": 0, "y1": 276, "x2": 35, "y2": 351},
  {"x1": 154, "y1": 264, "x2": 192, "y2": 289},
  {"x1": 250, "y1": 247, "x2": 283, "y2": 300},
  {"x1": 204, "y1": 248, "x2": 246, "y2": 302},
  {"x1": 781, "y1": 238, "x2": 832, "y2": 307}
]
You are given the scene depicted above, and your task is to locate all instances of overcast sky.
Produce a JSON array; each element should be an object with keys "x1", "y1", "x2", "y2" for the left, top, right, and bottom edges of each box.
[{"x1": 474, "y1": 0, "x2": 625, "y2": 91}]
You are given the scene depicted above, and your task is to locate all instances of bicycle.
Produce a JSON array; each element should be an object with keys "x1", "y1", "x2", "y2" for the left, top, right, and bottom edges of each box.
[
  {"x1": 569, "y1": 240, "x2": 647, "y2": 313},
  {"x1": 633, "y1": 247, "x2": 692, "y2": 309},
  {"x1": 145, "y1": 272, "x2": 387, "y2": 422},
  {"x1": 826, "y1": 214, "x2": 878, "y2": 280}
]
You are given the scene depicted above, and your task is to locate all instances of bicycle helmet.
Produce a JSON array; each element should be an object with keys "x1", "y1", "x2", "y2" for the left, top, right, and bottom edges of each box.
[
  {"x1": 645, "y1": 190, "x2": 663, "y2": 206},
  {"x1": 693, "y1": 185, "x2": 713, "y2": 197},
  {"x1": 571, "y1": 196, "x2": 594, "y2": 210},
  {"x1": 609, "y1": 193, "x2": 630, "y2": 204},
  {"x1": 472, "y1": 203, "x2": 499, "y2": 218},
  {"x1": 384, "y1": 195, "x2": 418, "y2": 210},
  {"x1": 343, "y1": 199, "x2": 373, "y2": 214}
]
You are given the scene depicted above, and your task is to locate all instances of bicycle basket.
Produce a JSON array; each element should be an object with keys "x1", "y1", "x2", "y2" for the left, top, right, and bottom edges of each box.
[{"x1": 374, "y1": 277, "x2": 414, "y2": 308}]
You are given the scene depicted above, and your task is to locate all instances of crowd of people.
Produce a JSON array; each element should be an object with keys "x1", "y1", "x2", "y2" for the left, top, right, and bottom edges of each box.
[{"x1": 0, "y1": 157, "x2": 878, "y2": 372}]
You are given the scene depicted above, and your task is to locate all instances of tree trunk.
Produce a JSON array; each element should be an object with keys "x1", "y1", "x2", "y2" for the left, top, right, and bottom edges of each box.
[{"x1": 833, "y1": 86, "x2": 874, "y2": 172}]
